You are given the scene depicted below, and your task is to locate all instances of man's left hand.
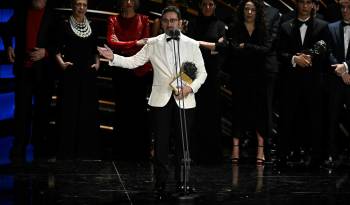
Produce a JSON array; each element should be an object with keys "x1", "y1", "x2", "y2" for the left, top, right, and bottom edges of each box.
[
  {"x1": 175, "y1": 85, "x2": 193, "y2": 100},
  {"x1": 332, "y1": 63, "x2": 347, "y2": 76},
  {"x1": 29, "y1": 47, "x2": 46, "y2": 62}
]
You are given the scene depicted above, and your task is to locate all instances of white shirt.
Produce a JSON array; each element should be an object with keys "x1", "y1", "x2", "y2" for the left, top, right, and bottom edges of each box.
[
  {"x1": 343, "y1": 22, "x2": 350, "y2": 73},
  {"x1": 344, "y1": 24, "x2": 350, "y2": 57},
  {"x1": 165, "y1": 35, "x2": 180, "y2": 77},
  {"x1": 292, "y1": 17, "x2": 310, "y2": 67},
  {"x1": 300, "y1": 23, "x2": 308, "y2": 45}
]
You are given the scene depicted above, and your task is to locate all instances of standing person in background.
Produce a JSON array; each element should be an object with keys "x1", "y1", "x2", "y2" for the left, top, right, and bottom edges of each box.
[
  {"x1": 277, "y1": 0, "x2": 328, "y2": 170},
  {"x1": 326, "y1": 0, "x2": 350, "y2": 168},
  {"x1": 99, "y1": 6, "x2": 207, "y2": 197},
  {"x1": 325, "y1": 0, "x2": 342, "y2": 23},
  {"x1": 55, "y1": 0, "x2": 100, "y2": 160},
  {"x1": 187, "y1": 0, "x2": 226, "y2": 164},
  {"x1": 212, "y1": 0, "x2": 269, "y2": 166},
  {"x1": 106, "y1": 0, "x2": 152, "y2": 160},
  {"x1": 2, "y1": 0, "x2": 55, "y2": 165},
  {"x1": 225, "y1": 0, "x2": 268, "y2": 166}
]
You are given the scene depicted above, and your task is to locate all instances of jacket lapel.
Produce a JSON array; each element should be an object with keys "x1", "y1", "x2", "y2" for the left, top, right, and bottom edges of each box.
[
  {"x1": 336, "y1": 22, "x2": 346, "y2": 60},
  {"x1": 303, "y1": 20, "x2": 313, "y2": 49},
  {"x1": 291, "y1": 21, "x2": 303, "y2": 48}
]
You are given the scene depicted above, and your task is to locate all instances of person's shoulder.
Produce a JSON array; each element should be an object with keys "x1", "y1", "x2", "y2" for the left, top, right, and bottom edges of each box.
[
  {"x1": 180, "y1": 33, "x2": 199, "y2": 46},
  {"x1": 328, "y1": 20, "x2": 341, "y2": 28},
  {"x1": 281, "y1": 18, "x2": 294, "y2": 29},
  {"x1": 264, "y1": 5, "x2": 279, "y2": 14},
  {"x1": 138, "y1": 14, "x2": 149, "y2": 22},
  {"x1": 146, "y1": 34, "x2": 164, "y2": 45},
  {"x1": 314, "y1": 18, "x2": 328, "y2": 26}
]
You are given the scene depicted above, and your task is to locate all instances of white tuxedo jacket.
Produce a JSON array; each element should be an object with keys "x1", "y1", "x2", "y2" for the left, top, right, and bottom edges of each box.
[{"x1": 109, "y1": 33, "x2": 207, "y2": 109}]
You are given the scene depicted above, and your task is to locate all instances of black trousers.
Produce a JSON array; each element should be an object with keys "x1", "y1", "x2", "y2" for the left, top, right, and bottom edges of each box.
[
  {"x1": 151, "y1": 98, "x2": 195, "y2": 183},
  {"x1": 263, "y1": 73, "x2": 278, "y2": 154},
  {"x1": 327, "y1": 74, "x2": 350, "y2": 157},
  {"x1": 12, "y1": 63, "x2": 53, "y2": 160},
  {"x1": 279, "y1": 72, "x2": 324, "y2": 161}
]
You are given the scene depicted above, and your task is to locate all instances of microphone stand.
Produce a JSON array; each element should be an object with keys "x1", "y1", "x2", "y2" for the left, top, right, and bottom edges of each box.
[{"x1": 170, "y1": 31, "x2": 194, "y2": 199}]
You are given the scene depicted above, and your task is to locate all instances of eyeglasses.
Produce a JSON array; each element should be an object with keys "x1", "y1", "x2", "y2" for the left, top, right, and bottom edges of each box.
[
  {"x1": 341, "y1": 5, "x2": 350, "y2": 11},
  {"x1": 161, "y1": 18, "x2": 179, "y2": 24}
]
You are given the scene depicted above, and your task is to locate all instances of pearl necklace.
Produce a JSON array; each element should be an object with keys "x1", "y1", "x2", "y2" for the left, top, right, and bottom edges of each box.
[{"x1": 69, "y1": 15, "x2": 92, "y2": 38}]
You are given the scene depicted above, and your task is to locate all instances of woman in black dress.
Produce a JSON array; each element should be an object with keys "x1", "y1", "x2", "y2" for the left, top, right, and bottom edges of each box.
[
  {"x1": 55, "y1": 0, "x2": 100, "y2": 160},
  {"x1": 187, "y1": 0, "x2": 226, "y2": 164},
  {"x1": 216, "y1": 0, "x2": 268, "y2": 165}
]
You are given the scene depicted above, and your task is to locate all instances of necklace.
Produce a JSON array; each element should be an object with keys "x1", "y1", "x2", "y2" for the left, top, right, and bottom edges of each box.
[{"x1": 69, "y1": 15, "x2": 92, "y2": 38}]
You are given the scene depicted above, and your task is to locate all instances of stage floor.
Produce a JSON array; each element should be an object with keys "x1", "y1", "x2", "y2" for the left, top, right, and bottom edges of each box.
[{"x1": 0, "y1": 160, "x2": 350, "y2": 205}]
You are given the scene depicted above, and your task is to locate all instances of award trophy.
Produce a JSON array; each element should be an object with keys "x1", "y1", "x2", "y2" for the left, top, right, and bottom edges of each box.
[
  {"x1": 170, "y1": 62, "x2": 197, "y2": 95},
  {"x1": 304, "y1": 40, "x2": 327, "y2": 57}
]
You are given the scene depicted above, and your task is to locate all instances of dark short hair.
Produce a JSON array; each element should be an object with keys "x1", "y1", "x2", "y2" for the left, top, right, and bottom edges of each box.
[{"x1": 161, "y1": 6, "x2": 181, "y2": 19}]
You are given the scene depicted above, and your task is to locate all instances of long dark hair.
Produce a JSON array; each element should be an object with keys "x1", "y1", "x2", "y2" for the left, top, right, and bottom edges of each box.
[{"x1": 236, "y1": 0, "x2": 266, "y2": 40}]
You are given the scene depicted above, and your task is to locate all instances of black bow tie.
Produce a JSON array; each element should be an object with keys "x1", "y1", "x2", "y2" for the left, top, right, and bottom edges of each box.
[
  {"x1": 342, "y1": 21, "x2": 350, "y2": 27},
  {"x1": 295, "y1": 19, "x2": 311, "y2": 28},
  {"x1": 166, "y1": 36, "x2": 180, "y2": 42}
]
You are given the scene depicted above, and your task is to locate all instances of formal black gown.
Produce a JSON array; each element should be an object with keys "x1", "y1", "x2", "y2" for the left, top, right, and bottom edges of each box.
[
  {"x1": 55, "y1": 19, "x2": 100, "y2": 160},
  {"x1": 187, "y1": 15, "x2": 226, "y2": 163},
  {"x1": 217, "y1": 22, "x2": 268, "y2": 139}
]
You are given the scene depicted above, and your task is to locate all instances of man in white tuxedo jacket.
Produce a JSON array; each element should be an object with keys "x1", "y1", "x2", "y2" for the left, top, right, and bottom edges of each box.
[{"x1": 98, "y1": 6, "x2": 207, "y2": 195}]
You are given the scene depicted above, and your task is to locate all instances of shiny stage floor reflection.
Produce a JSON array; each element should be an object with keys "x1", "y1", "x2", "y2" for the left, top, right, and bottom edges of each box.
[{"x1": 0, "y1": 161, "x2": 350, "y2": 204}]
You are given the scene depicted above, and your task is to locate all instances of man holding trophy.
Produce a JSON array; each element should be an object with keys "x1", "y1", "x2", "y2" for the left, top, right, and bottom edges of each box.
[
  {"x1": 276, "y1": 0, "x2": 329, "y2": 170},
  {"x1": 98, "y1": 6, "x2": 207, "y2": 198}
]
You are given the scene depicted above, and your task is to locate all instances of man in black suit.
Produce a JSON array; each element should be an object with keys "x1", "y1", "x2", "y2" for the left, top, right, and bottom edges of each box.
[
  {"x1": 326, "y1": 0, "x2": 350, "y2": 167},
  {"x1": 3, "y1": 0, "x2": 55, "y2": 164},
  {"x1": 277, "y1": 0, "x2": 329, "y2": 169}
]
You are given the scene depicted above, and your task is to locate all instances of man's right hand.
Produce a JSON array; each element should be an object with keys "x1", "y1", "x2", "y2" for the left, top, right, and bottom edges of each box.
[
  {"x1": 294, "y1": 53, "x2": 312, "y2": 68},
  {"x1": 7, "y1": 46, "x2": 15, "y2": 63},
  {"x1": 97, "y1": 44, "x2": 114, "y2": 61},
  {"x1": 136, "y1": 38, "x2": 148, "y2": 46},
  {"x1": 342, "y1": 73, "x2": 350, "y2": 85}
]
